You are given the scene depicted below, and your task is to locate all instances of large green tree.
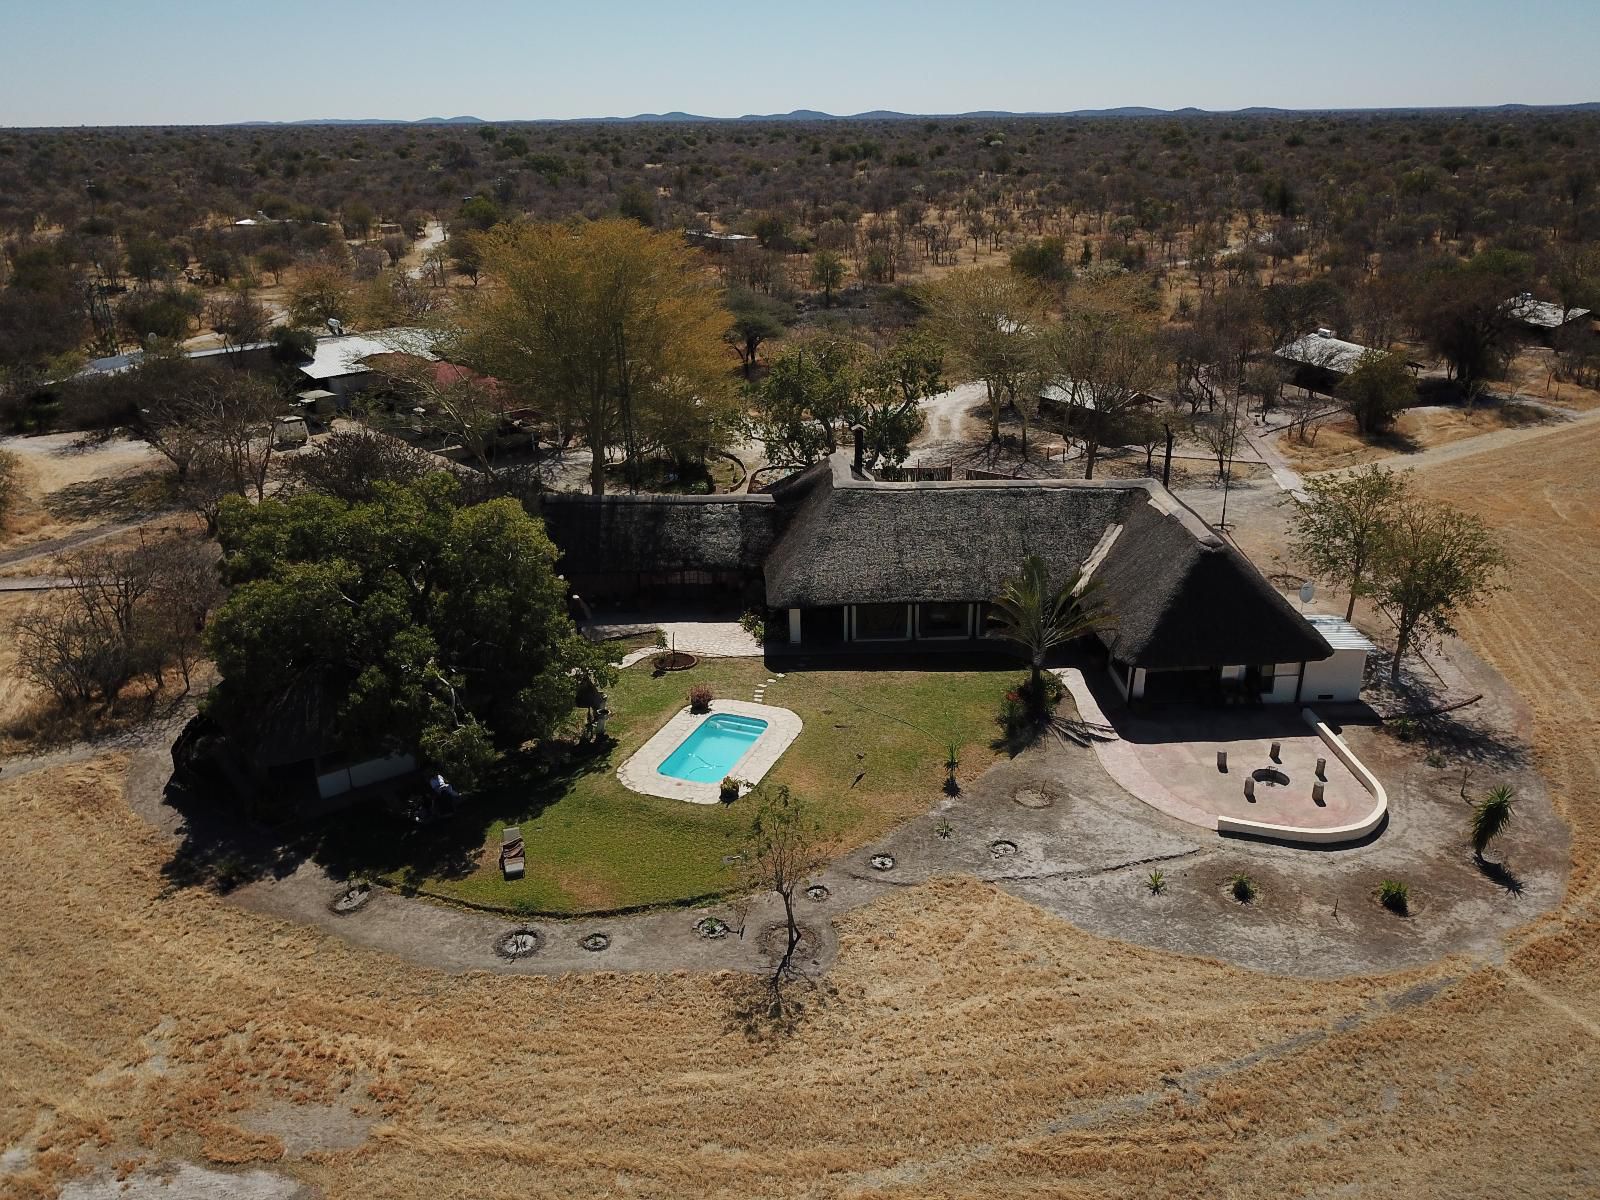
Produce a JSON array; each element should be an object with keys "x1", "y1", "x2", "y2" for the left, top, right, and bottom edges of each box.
[
  {"x1": 205, "y1": 475, "x2": 611, "y2": 791},
  {"x1": 457, "y1": 219, "x2": 735, "y2": 495},
  {"x1": 751, "y1": 331, "x2": 936, "y2": 471},
  {"x1": 1372, "y1": 495, "x2": 1507, "y2": 682},
  {"x1": 1337, "y1": 350, "x2": 1414, "y2": 435},
  {"x1": 1288, "y1": 465, "x2": 1411, "y2": 620}
]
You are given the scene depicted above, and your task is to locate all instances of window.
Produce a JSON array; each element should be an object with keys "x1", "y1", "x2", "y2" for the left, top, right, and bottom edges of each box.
[
  {"x1": 918, "y1": 602, "x2": 970, "y2": 639},
  {"x1": 853, "y1": 603, "x2": 910, "y2": 641}
]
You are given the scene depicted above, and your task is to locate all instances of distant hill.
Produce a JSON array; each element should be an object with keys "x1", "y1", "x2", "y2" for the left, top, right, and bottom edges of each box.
[{"x1": 235, "y1": 102, "x2": 1600, "y2": 127}]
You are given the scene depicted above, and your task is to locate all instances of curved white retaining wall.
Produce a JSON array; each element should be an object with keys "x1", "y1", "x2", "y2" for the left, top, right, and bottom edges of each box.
[{"x1": 1215, "y1": 708, "x2": 1388, "y2": 845}]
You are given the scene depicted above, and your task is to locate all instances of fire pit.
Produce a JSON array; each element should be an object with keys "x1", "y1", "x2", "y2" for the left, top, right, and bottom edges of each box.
[{"x1": 1252, "y1": 767, "x2": 1290, "y2": 787}]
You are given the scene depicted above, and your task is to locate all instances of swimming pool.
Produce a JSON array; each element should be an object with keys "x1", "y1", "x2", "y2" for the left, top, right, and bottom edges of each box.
[{"x1": 658, "y1": 713, "x2": 770, "y2": 782}]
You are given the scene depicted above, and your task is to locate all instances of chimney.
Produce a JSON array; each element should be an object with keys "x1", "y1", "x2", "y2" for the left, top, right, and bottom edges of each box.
[{"x1": 852, "y1": 424, "x2": 866, "y2": 472}]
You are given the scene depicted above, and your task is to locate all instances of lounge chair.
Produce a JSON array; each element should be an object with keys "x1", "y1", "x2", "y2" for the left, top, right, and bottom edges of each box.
[{"x1": 501, "y1": 825, "x2": 526, "y2": 880}]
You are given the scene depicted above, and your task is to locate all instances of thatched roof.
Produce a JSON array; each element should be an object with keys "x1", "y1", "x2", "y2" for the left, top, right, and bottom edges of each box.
[
  {"x1": 541, "y1": 451, "x2": 1329, "y2": 670},
  {"x1": 1090, "y1": 492, "x2": 1330, "y2": 669},
  {"x1": 540, "y1": 492, "x2": 779, "y2": 576},
  {"x1": 763, "y1": 455, "x2": 1132, "y2": 607}
]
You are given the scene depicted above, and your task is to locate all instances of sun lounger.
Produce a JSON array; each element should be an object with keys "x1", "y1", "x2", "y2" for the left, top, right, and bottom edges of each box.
[{"x1": 501, "y1": 825, "x2": 526, "y2": 880}]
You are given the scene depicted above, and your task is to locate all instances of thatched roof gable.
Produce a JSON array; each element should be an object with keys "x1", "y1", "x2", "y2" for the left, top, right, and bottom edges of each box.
[{"x1": 1091, "y1": 494, "x2": 1330, "y2": 669}]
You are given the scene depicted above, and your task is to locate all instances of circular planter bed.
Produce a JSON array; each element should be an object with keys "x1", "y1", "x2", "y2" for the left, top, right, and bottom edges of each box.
[
  {"x1": 694, "y1": 916, "x2": 731, "y2": 940},
  {"x1": 580, "y1": 932, "x2": 611, "y2": 952},
  {"x1": 990, "y1": 839, "x2": 1019, "y2": 858},
  {"x1": 1014, "y1": 788, "x2": 1055, "y2": 809},
  {"x1": 495, "y1": 928, "x2": 542, "y2": 960},
  {"x1": 329, "y1": 883, "x2": 372, "y2": 915},
  {"x1": 869, "y1": 853, "x2": 896, "y2": 872},
  {"x1": 652, "y1": 651, "x2": 699, "y2": 673},
  {"x1": 805, "y1": 883, "x2": 831, "y2": 903}
]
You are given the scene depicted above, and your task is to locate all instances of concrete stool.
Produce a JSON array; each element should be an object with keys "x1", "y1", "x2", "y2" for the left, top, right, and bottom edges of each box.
[
  {"x1": 1244, "y1": 775, "x2": 1256, "y2": 801},
  {"x1": 1270, "y1": 741, "x2": 1282, "y2": 763},
  {"x1": 1316, "y1": 756, "x2": 1327, "y2": 780},
  {"x1": 1312, "y1": 780, "x2": 1326, "y2": 805},
  {"x1": 1217, "y1": 750, "x2": 1228, "y2": 772}
]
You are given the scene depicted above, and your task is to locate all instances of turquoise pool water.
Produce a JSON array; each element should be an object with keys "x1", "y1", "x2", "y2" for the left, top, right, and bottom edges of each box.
[{"x1": 658, "y1": 713, "x2": 769, "y2": 782}]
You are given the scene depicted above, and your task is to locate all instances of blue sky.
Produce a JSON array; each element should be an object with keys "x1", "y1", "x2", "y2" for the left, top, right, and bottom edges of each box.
[{"x1": 2, "y1": 0, "x2": 1596, "y2": 126}]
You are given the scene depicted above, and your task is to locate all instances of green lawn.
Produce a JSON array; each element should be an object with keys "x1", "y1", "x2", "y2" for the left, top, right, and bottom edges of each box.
[{"x1": 315, "y1": 655, "x2": 1020, "y2": 915}]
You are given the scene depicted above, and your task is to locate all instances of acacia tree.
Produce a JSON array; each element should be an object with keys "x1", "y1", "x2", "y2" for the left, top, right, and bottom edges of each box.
[
  {"x1": 1048, "y1": 290, "x2": 1165, "y2": 478},
  {"x1": 927, "y1": 268, "x2": 1045, "y2": 444},
  {"x1": 1372, "y1": 496, "x2": 1507, "y2": 682},
  {"x1": 724, "y1": 288, "x2": 790, "y2": 377},
  {"x1": 1337, "y1": 350, "x2": 1414, "y2": 435},
  {"x1": 809, "y1": 250, "x2": 845, "y2": 305},
  {"x1": 749, "y1": 335, "x2": 857, "y2": 469},
  {"x1": 751, "y1": 332, "x2": 936, "y2": 471},
  {"x1": 458, "y1": 219, "x2": 734, "y2": 495},
  {"x1": 1288, "y1": 465, "x2": 1410, "y2": 620},
  {"x1": 740, "y1": 783, "x2": 826, "y2": 1014}
]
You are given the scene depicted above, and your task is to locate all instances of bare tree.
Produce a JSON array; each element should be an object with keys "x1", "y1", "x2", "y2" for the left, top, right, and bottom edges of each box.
[{"x1": 739, "y1": 784, "x2": 826, "y2": 1016}]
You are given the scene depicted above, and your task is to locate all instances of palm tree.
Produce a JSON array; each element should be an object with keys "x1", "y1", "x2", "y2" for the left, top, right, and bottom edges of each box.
[
  {"x1": 1471, "y1": 785, "x2": 1515, "y2": 862},
  {"x1": 988, "y1": 554, "x2": 1106, "y2": 712}
]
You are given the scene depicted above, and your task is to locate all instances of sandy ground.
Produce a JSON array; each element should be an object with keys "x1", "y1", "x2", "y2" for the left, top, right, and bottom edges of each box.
[
  {"x1": 3, "y1": 390, "x2": 1600, "y2": 1198},
  {"x1": 0, "y1": 433, "x2": 166, "y2": 560}
]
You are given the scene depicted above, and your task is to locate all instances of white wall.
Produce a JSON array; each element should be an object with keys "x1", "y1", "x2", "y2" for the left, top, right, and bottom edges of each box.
[
  {"x1": 317, "y1": 753, "x2": 416, "y2": 800},
  {"x1": 1264, "y1": 663, "x2": 1301, "y2": 705},
  {"x1": 1300, "y1": 650, "x2": 1366, "y2": 703}
]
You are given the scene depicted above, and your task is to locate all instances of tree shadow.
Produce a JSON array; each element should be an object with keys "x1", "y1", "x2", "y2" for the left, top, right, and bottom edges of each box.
[
  {"x1": 158, "y1": 727, "x2": 618, "y2": 899},
  {"x1": 1366, "y1": 652, "x2": 1528, "y2": 771},
  {"x1": 1475, "y1": 856, "x2": 1524, "y2": 896},
  {"x1": 43, "y1": 469, "x2": 169, "y2": 523},
  {"x1": 722, "y1": 971, "x2": 835, "y2": 1043}
]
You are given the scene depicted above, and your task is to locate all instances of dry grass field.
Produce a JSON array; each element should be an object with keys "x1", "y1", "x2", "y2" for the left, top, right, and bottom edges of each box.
[{"x1": 3, "y1": 421, "x2": 1599, "y2": 1197}]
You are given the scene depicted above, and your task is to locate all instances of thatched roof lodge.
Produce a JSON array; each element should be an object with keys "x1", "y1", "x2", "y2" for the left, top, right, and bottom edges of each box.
[{"x1": 542, "y1": 444, "x2": 1340, "y2": 707}]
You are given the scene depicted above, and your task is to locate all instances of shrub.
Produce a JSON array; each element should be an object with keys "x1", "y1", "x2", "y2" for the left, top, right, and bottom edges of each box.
[
  {"x1": 934, "y1": 819, "x2": 953, "y2": 839},
  {"x1": 1229, "y1": 873, "x2": 1257, "y2": 903},
  {"x1": 739, "y1": 608, "x2": 773, "y2": 643},
  {"x1": 1390, "y1": 716, "x2": 1418, "y2": 742},
  {"x1": 998, "y1": 691, "x2": 1029, "y2": 740},
  {"x1": 1378, "y1": 878, "x2": 1410, "y2": 914},
  {"x1": 719, "y1": 776, "x2": 741, "y2": 803},
  {"x1": 689, "y1": 685, "x2": 713, "y2": 714},
  {"x1": 1147, "y1": 869, "x2": 1167, "y2": 895}
]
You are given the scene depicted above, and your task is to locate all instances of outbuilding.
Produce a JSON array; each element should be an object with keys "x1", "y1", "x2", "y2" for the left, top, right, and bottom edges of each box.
[{"x1": 1299, "y1": 615, "x2": 1377, "y2": 703}]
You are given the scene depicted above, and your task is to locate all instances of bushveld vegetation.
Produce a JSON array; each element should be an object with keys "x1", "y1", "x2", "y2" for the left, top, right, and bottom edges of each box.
[{"x1": 3, "y1": 112, "x2": 1597, "y2": 405}]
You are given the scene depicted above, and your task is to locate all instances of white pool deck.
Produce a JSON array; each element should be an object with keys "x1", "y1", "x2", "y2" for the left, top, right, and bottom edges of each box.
[{"x1": 617, "y1": 699, "x2": 803, "y2": 803}]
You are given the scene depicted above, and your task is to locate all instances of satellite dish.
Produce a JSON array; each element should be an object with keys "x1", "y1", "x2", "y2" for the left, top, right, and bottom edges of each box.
[
  {"x1": 327, "y1": 318, "x2": 344, "y2": 336},
  {"x1": 1299, "y1": 582, "x2": 1316, "y2": 605}
]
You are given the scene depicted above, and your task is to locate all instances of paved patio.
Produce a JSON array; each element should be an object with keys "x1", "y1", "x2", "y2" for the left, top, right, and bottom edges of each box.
[
  {"x1": 584, "y1": 612, "x2": 763, "y2": 662},
  {"x1": 1067, "y1": 670, "x2": 1385, "y2": 843}
]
